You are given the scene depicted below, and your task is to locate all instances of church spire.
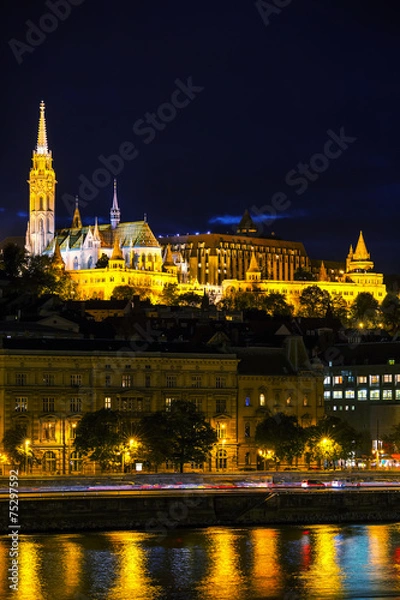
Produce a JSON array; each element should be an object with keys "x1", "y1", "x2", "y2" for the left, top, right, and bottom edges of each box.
[
  {"x1": 71, "y1": 196, "x2": 82, "y2": 229},
  {"x1": 36, "y1": 100, "x2": 48, "y2": 155},
  {"x1": 353, "y1": 230, "x2": 370, "y2": 260},
  {"x1": 110, "y1": 179, "x2": 120, "y2": 229}
]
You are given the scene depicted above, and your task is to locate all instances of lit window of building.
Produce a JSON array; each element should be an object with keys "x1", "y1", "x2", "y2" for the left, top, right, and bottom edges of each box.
[
  {"x1": 245, "y1": 396, "x2": 251, "y2": 406},
  {"x1": 357, "y1": 376, "x2": 367, "y2": 384},
  {"x1": 104, "y1": 397, "x2": 111, "y2": 409},
  {"x1": 333, "y1": 391, "x2": 343, "y2": 399},
  {"x1": 382, "y1": 390, "x2": 393, "y2": 400},
  {"x1": 42, "y1": 422, "x2": 55, "y2": 440},
  {"x1": 345, "y1": 390, "x2": 355, "y2": 399},
  {"x1": 15, "y1": 397, "x2": 28, "y2": 412},
  {"x1": 165, "y1": 397, "x2": 173, "y2": 411},
  {"x1": 121, "y1": 374, "x2": 132, "y2": 388},
  {"x1": 216, "y1": 422, "x2": 227, "y2": 439},
  {"x1": 383, "y1": 374, "x2": 393, "y2": 384},
  {"x1": 357, "y1": 389, "x2": 367, "y2": 401},
  {"x1": 259, "y1": 393, "x2": 265, "y2": 406},
  {"x1": 370, "y1": 390, "x2": 380, "y2": 401},
  {"x1": 333, "y1": 376, "x2": 343, "y2": 385},
  {"x1": 324, "y1": 391, "x2": 331, "y2": 400},
  {"x1": 396, "y1": 390, "x2": 400, "y2": 400},
  {"x1": 395, "y1": 375, "x2": 400, "y2": 385},
  {"x1": 369, "y1": 375, "x2": 379, "y2": 385},
  {"x1": 324, "y1": 376, "x2": 331, "y2": 385}
]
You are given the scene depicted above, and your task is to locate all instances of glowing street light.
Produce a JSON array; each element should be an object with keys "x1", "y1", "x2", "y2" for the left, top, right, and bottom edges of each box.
[{"x1": 24, "y1": 439, "x2": 30, "y2": 474}]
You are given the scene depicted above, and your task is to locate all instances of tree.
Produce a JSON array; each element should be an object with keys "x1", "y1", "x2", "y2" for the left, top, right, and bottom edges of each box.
[
  {"x1": 177, "y1": 292, "x2": 203, "y2": 307},
  {"x1": 159, "y1": 283, "x2": 179, "y2": 305},
  {"x1": 262, "y1": 292, "x2": 293, "y2": 317},
  {"x1": 350, "y1": 292, "x2": 379, "y2": 327},
  {"x1": 139, "y1": 412, "x2": 171, "y2": 472},
  {"x1": 294, "y1": 268, "x2": 315, "y2": 281},
  {"x1": 305, "y1": 416, "x2": 362, "y2": 466},
  {"x1": 74, "y1": 409, "x2": 133, "y2": 472},
  {"x1": 298, "y1": 285, "x2": 330, "y2": 318},
  {"x1": 2, "y1": 424, "x2": 37, "y2": 469},
  {"x1": 255, "y1": 412, "x2": 305, "y2": 466},
  {"x1": 329, "y1": 293, "x2": 349, "y2": 323},
  {"x1": 96, "y1": 253, "x2": 109, "y2": 268},
  {"x1": 380, "y1": 293, "x2": 400, "y2": 334},
  {"x1": 139, "y1": 400, "x2": 217, "y2": 473},
  {"x1": 0, "y1": 243, "x2": 27, "y2": 279}
]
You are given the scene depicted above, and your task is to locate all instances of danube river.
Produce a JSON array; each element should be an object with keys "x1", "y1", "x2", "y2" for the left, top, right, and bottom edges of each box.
[{"x1": 2, "y1": 523, "x2": 400, "y2": 599}]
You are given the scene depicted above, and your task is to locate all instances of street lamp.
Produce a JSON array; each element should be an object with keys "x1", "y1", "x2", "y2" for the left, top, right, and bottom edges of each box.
[{"x1": 24, "y1": 439, "x2": 30, "y2": 474}]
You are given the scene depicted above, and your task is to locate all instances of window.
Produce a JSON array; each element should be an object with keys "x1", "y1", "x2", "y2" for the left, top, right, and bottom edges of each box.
[
  {"x1": 125, "y1": 364, "x2": 131, "y2": 370},
  {"x1": 15, "y1": 373, "x2": 27, "y2": 386},
  {"x1": 324, "y1": 391, "x2": 331, "y2": 400},
  {"x1": 104, "y1": 397, "x2": 111, "y2": 409},
  {"x1": 383, "y1": 374, "x2": 393, "y2": 384},
  {"x1": 15, "y1": 397, "x2": 28, "y2": 412},
  {"x1": 70, "y1": 397, "x2": 82, "y2": 413},
  {"x1": 382, "y1": 390, "x2": 393, "y2": 400},
  {"x1": 358, "y1": 389, "x2": 368, "y2": 401},
  {"x1": 42, "y1": 451, "x2": 56, "y2": 473},
  {"x1": 216, "y1": 398, "x2": 227, "y2": 414},
  {"x1": 191, "y1": 376, "x2": 202, "y2": 388},
  {"x1": 216, "y1": 449, "x2": 227, "y2": 470},
  {"x1": 396, "y1": 390, "x2": 400, "y2": 400},
  {"x1": 347, "y1": 375, "x2": 355, "y2": 383},
  {"x1": 166, "y1": 375, "x2": 177, "y2": 388},
  {"x1": 216, "y1": 376, "x2": 226, "y2": 389},
  {"x1": 286, "y1": 396, "x2": 292, "y2": 406},
  {"x1": 70, "y1": 451, "x2": 82, "y2": 472},
  {"x1": 70, "y1": 423, "x2": 78, "y2": 439},
  {"x1": 43, "y1": 374, "x2": 55, "y2": 386},
  {"x1": 323, "y1": 376, "x2": 331, "y2": 385},
  {"x1": 333, "y1": 376, "x2": 343, "y2": 385},
  {"x1": 245, "y1": 396, "x2": 251, "y2": 407},
  {"x1": 369, "y1": 375, "x2": 380, "y2": 385},
  {"x1": 105, "y1": 374, "x2": 111, "y2": 387},
  {"x1": 395, "y1": 375, "x2": 400, "y2": 385},
  {"x1": 42, "y1": 422, "x2": 56, "y2": 441},
  {"x1": 165, "y1": 397, "x2": 173, "y2": 411},
  {"x1": 259, "y1": 393, "x2": 265, "y2": 407},
  {"x1": 42, "y1": 397, "x2": 55, "y2": 412},
  {"x1": 244, "y1": 423, "x2": 251, "y2": 438},
  {"x1": 345, "y1": 390, "x2": 355, "y2": 399},
  {"x1": 118, "y1": 397, "x2": 134, "y2": 411},
  {"x1": 121, "y1": 374, "x2": 132, "y2": 388},
  {"x1": 216, "y1": 422, "x2": 227, "y2": 439},
  {"x1": 136, "y1": 398, "x2": 143, "y2": 412},
  {"x1": 70, "y1": 374, "x2": 82, "y2": 386},
  {"x1": 145, "y1": 374, "x2": 151, "y2": 388},
  {"x1": 333, "y1": 391, "x2": 343, "y2": 399},
  {"x1": 357, "y1": 376, "x2": 367, "y2": 384},
  {"x1": 303, "y1": 396, "x2": 309, "y2": 407}
]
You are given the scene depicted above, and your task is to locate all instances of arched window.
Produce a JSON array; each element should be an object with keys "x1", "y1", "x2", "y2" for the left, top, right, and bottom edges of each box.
[
  {"x1": 73, "y1": 257, "x2": 79, "y2": 270},
  {"x1": 87, "y1": 256, "x2": 93, "y2": 269},
  {"x1": 42, "y1": 451, "x2": 56, "y2": 473},
  {"x1": 216, "y1": 449, "x2": 227, "y2": 470},
  {"x1": 42, "y1": 421, "x2": 56, "y2": 441},
  {"x1": 259, "y1": 393, "x2": 265, "y2": 407}
]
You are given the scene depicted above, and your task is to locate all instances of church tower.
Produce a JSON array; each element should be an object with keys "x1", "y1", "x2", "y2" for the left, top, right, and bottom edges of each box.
[
  {"x1": 26, "y1": 101, "x2": 56, "y2": 256},
  {"x1": 110, "y1": 179, "x2": 120, "y2": 229}
]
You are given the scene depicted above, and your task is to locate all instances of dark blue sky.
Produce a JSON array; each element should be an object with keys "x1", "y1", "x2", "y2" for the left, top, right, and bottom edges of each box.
[{"x1": 1, "y1": 1, "x2": 400, "y2": 271}]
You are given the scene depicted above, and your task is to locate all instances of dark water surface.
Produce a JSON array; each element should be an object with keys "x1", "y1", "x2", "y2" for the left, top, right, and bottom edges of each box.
[{"x1": 2, "y1": 523, "x2": 400, "y2": 599}]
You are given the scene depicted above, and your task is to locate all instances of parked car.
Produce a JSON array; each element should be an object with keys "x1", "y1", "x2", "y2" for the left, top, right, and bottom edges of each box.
[{"x1": 301, "y1": 479, "x2": 326, "y2": 488}]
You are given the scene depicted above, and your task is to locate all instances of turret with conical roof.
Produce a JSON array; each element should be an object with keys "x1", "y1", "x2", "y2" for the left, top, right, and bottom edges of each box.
[
  {"x1": 236, "y1": 210, "x2": 257, "y2": 235},
  {"x1": 246, "y1": 252, "x2": 261, "y2": 281},
  {"x1": 346, "y1": 231, "x2": 374, "y2": 272},
  {"x1": 71, "y1": 197, "x2": 83, "y2": 229}
]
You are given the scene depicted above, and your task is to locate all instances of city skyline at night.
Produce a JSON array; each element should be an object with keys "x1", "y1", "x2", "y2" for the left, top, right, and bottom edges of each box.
[{"x1": 1, "y1": 1, "x2": 400, "y2": 272}]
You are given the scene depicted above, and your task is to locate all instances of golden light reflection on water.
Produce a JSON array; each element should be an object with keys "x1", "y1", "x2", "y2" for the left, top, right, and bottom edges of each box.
[
  {"x1": 301, "y1": 526, "x2": 343, "y2": 596},
  {"x1": 196, "y1": 528, "x2": 245, "y2": 600},
  {"x1": 15, "y1": 538, "x2": 43, "y2": 600},
  {"x1": 105, "y1": 532, "x2": 161, "y2": 600},
  {"x1": 368, "y1": 524, "x2": 389, "y2": 570},
  {"x1": 250, "y1": 528, "x2": 281, "y2": 596}
]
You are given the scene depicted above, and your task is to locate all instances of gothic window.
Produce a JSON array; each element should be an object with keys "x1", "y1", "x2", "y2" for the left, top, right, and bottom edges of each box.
[
  {"x1": 73, "y1": 257, "x2": 79, "y2": 270},
  {"x1": 87, "y1": 256, "x2": 93, "y2": 269}
]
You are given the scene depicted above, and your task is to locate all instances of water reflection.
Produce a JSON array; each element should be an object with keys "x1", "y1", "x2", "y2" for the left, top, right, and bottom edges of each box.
[{"x1": 2, "y1": 524, "x2": 400, "y2": 599}]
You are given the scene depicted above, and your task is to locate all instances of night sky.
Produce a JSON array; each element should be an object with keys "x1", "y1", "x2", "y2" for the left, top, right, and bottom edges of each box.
[{"x1": 1, "y1": 1, "x2": 399, "y2": 271}]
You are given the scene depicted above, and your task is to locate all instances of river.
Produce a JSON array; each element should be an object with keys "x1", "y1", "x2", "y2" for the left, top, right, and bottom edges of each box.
[{"x1": 2, "y1": 523, "x2": 400, "y2": 599}]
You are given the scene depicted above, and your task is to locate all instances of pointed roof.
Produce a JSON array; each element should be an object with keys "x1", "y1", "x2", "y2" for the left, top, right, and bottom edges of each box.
[
  {"x1": 236, "y1": 210, "x2": 257, "y2": 235},
  {"x1": 112, "y1": 179, "x2": 119, "y2": 210},
  {"x1": 71, "y1": 197, "x2": 83, "y2": 229},
  {"x1": 353, "y1": 231, "x2": 370, "y2": 260},
  {"x1": 111, "y1": 237, "x2": 124, "y2": 260},
  {"x1": 318, "y1": 260, "x2": 328, "y2": 282},
  {"x1": 52, "y1": 239, "x2": 65, "y2": 270},
  {"x1": 247, "y1": 252, "x2": 261, "y2": 273},
  {"x1": 163, "y1": 243, "x2": 175, "y2": 267},
  {"x1": 36, "y1": 100, "x2": 48, "y2": 155}
]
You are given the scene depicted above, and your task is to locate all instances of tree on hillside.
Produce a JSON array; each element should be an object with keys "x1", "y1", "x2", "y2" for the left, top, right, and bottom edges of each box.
[
  {"x1": 380, "y1": 293, "x2": 400, "y2": 334},
  {"x1": 255, "y1": 412, "x2": 305, "y2": 465},
  {"x1": 298, "y1": 286, "x2": 330, "y2": 318},
  {"x1": 330, "y1": 293, "x2": 349, "y2": 323},
  {"x1": 96, "y1": 253, "x2": 109, "y2": 268},
  {"x1": 262, "y1": 292, "x2": 293, "y2": 317},
  {"x1": 350, "y1": 292, "x2": 379, "y2": 327}
]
